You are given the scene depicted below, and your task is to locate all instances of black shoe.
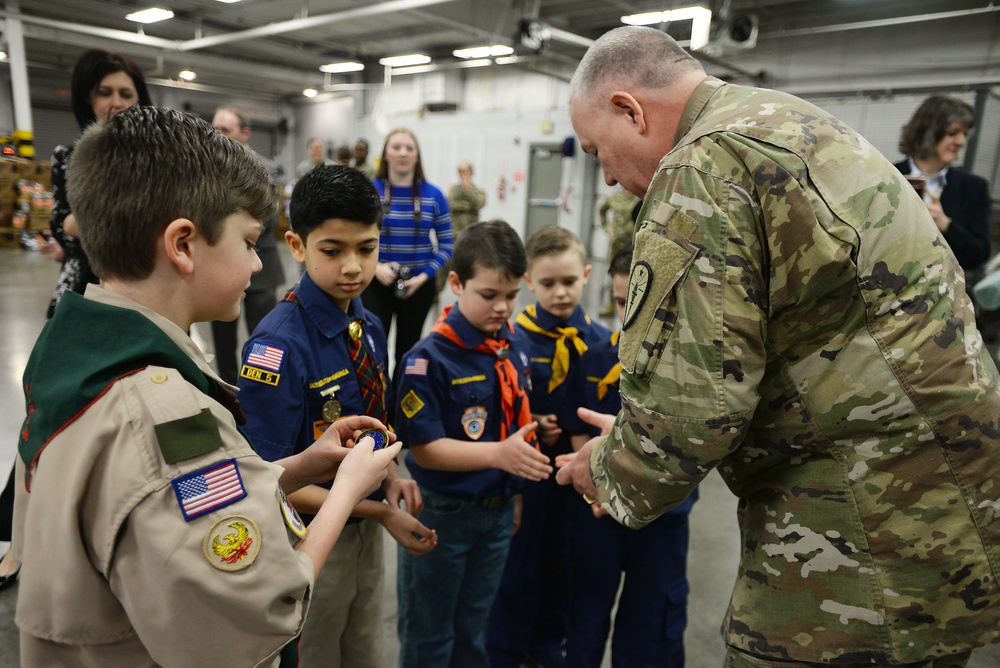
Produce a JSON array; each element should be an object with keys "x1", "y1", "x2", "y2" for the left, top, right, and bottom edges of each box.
[{"x1": 0, "y1": 557, "x2": 20, "y2": 592}]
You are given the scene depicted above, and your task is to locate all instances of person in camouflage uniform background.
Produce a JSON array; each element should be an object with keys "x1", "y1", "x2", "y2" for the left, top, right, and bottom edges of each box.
[
  {"x1": 599, "y1": 188, "x2": 642, "y2": 262},
  {"x1": 558, "y1": 26, "x2": 1000, "y2": 667},
  {"x1": 597, "y1": 188, "x2": 642, "y2": 317},
  {"x1": 439, "y1": 161, "x2": 487, "y2": 294}
]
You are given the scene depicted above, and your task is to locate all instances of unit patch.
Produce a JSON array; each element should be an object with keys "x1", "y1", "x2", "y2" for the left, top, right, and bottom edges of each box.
[
  {"x1": 462, "y1": 406, "x2": 487, "y2": 440},
  {"x1": 172, "y1": 459, "x2": 247, "y2": 522},
  {"x1": 622, "y1": 261, "x2": 652, "y2": 331},
  {"x1": 203, "y1": 516, "x2": 261, "y2": 571},
  {"x1": 400, "y1": 390, "x2": 425, "y2": 418},
  {"x1": 240, "y1": 364, "x2": 280, "y2": 386},
  {"x1": 278, "y1": 488, "x2": 307, "y2": 539}
]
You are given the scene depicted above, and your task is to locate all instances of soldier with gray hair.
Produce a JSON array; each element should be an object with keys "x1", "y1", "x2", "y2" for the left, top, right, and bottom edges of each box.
[{"x1": 557, "y1": 25, "x2": 1000, "y2": 667}]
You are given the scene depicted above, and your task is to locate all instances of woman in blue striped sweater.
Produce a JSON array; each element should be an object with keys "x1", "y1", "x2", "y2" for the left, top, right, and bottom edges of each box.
[{"x1": 362, "y1": 128, "x2": 454, "y2": 380}]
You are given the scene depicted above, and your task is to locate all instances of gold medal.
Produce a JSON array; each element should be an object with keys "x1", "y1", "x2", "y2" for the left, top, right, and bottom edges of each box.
[
  {"x1": 322, "y1": 398, "x2": 342, "y2": 422},
  {"x1": 348, "y1": 320, "x2": 363, "y2": 341},
  {"x1": 319, "y1": 384, "x2": 342, "y2": 423}
]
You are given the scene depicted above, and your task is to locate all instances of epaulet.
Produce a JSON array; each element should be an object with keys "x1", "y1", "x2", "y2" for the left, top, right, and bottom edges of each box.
[{"x1": 134, "y1": 366, "x2": 224, "y2": 465}]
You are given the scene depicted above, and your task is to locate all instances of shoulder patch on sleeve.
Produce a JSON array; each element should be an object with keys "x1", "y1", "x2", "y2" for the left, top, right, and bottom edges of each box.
[
  {"x1": 172, "y1": 459, "x2": 247, "y2": 522},
  {"x1": 400, "y1": 389, "x2": 425, "y2": 419},
  {"x1": 155, "y1": 409, "x2": 224, "y2": 464}
]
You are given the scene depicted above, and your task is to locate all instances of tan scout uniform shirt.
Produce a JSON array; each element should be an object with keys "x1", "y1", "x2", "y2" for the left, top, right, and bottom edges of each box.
[
  {"x1": 594, "y1": 78, "x2": 1000, "y2": 662},
  {"x1": 13, "y1": 286, "x2": 314, "y2": 667}
]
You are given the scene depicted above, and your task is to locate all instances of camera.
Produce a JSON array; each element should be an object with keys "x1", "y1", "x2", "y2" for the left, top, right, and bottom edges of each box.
[{"x1": 394, "y1": 265, "x2": 412, "y2": 300}]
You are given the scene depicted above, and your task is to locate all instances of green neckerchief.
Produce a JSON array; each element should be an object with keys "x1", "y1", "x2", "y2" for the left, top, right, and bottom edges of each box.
[{"x1": 18, "y1": 291, "x2": 216, "y2": 487}]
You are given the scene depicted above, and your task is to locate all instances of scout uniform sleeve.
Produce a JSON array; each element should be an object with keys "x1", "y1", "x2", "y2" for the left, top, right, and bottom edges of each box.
[
  {"x1": 109, "y1": 367, "x2": 314, "y2": 666},
  {"x1": 395, "y1": 352, "x2": 446, "y2": 445},
  {"x1": 237, "y1": 338, "x2": 307, "y2": 461},
  {"x1": 591, "y1": 164, "x2": 767, "y2": 528}
]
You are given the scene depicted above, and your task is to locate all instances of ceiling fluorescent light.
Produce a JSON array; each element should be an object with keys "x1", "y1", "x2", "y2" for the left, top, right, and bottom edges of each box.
[
  {"x1": 125, "y1": 7, "x2": 175, "y2": 23},
  {"x1": 302, "y1": 88, "x2": 318, "y2": 98},
  {"x1": 320, "y1": 61, "x2": 365, "y2": 74},
  {"x1": 391, "y1": 64, "x2": 437, "y2": 76},
  {"x1": 495, "y1": 55, "x2": 518, "y2": 65},
  {"x1": 214, "y1": 0, "x2": 243, "y2": 3},
  {"x1": 621, "y1": 6, "x2": 712, "y2": 50},
  {"x1": 462, "y1": 59, "x2": 492, "y2": 68},
  {"x1": 453, "y1": 44, "x2": 514, "y2": 59},
  {"x1": 379, "y1": 54, "x2": 431, "y2": 68},
  {"x1": 178, "y1": 69, "x2": 196, "y2": 81}
]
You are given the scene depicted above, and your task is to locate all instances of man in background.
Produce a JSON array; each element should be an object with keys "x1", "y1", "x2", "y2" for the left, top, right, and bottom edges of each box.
[{"x1": 210, "y1": 105, "x2": 287, "y2": 384}]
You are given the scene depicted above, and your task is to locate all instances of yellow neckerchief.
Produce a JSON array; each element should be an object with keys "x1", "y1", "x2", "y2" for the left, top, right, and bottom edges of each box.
[
  {"x1": 515, "y1": 304, "x2": 589, "y2": 393},
  {"x1": 596, "y1": 331, "x2": 621, "y2": 401}
]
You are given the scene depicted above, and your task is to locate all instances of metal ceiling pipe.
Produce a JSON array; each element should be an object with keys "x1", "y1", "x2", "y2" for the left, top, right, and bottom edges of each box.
[
  {"x1": 766, "y1": 5, "x2": 1000, "y2": 39},
  {"x1": 179, "y1": 0, "x2": 457, "y2": 51},
  {"x1": 0, "y1": 9, "x2": 180, "y2": 50}
]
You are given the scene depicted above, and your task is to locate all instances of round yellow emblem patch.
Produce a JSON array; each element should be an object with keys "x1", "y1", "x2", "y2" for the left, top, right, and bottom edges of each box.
[{"x1": 203, "y1": 516, "x2": 262, "y2": 572}]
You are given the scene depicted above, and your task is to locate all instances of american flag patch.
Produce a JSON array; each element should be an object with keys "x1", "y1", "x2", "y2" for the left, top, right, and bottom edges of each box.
[
  {"x1": 246, "y1": 341, "x2": 285, "y2": 372},
  {"x1": 405, "y1": 357, "x2": 428, "y2": 376},
  {"x1": 171, "y1": 459, "x2": 247, "y2": 522}
]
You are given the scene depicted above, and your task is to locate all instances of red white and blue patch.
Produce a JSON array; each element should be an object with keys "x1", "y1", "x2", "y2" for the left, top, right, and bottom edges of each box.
[
  {"x1": 172, "y1": 459, "x2": 247, "y2": 522},
  {"x1": 405, "y1": 357, "x2": 429, "y2": 376},
  {"x1": 245, "y1": 341, "x2": 286, "y2": 372}
]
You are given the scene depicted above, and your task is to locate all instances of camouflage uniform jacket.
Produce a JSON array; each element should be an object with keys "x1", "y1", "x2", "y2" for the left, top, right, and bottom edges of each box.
[
  {"x1": 599, "y1": 189, "x2": 641, "y2": 260},
  {"x1": 592, "y1": 77, "x2": 1000, "y2": 663},
  {"x1": 447, "y1": 182, "x2": 486, "y2": 236}
]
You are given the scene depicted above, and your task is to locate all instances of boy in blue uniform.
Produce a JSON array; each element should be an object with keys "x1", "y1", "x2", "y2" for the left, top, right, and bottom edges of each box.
[
  {"x1": 394, "y1": 220, "x2": 552, "y2": 668},
  {"x1": 489, "y1": 226, "x2": 611, "y2": 668},
  {"x1": 564, "y1": 245, "x2": 695, "y2": 668},
  {"x1": 237, "y1": 165, "x2": 437, "y2": 668}
]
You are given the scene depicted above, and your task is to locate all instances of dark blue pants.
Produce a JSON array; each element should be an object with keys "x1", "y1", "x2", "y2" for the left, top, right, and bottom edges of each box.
[
  {"x1": 487, "y1": 476, "x2": 575, "y2": 668},
  {"x1": 565, "y1": 491, "x2": 696, "y2": 668}
]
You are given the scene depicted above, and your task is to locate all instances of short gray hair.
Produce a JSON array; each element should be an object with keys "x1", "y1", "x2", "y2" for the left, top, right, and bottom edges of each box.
[{"x1": 570, "y1": 26, "x2": 702, "y2": 104}]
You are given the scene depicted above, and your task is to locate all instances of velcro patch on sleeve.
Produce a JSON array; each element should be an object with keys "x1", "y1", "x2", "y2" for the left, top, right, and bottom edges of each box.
[{"x1": 155, "y1": 408, "x2": 224, "y2": 464}]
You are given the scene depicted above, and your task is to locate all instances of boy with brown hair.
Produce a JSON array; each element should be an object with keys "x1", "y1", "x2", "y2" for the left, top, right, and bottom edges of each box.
[
  {"x1": 394, "y1": 220, "x2": 551, "y2": 668},
  {"x1": 489, "y1": 225, "x2": 610, "y2": 668},
  {"x1": 12, "y1": 106, "x2": 399, "y2": 667}
]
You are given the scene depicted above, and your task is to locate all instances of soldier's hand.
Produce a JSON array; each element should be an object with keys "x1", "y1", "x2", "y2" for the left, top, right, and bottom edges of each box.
[
  {"x1": 578, "y1": 407, "x2": 616, "y2": 436},
  {"x1": 496, "y1": 422, "x2": 552, "y2": 481}
]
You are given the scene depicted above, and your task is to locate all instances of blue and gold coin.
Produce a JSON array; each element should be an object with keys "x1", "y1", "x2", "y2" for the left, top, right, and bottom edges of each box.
[{"x1": 357, "y1": 428, "x2": 390, "y2": 451}]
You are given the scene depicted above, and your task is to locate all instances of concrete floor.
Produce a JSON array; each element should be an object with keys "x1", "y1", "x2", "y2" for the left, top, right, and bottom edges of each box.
[{"x1": 0, "y1": 244, "x2": 998, "y2": 667}]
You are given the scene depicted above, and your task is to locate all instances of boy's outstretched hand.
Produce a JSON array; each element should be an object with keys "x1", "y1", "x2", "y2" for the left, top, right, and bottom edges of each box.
[{"x1": 495, "y1": 421, "x2": 552, "y2": 481}]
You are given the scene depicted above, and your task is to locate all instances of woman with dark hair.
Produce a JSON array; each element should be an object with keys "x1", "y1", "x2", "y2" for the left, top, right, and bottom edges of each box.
[
  {"x1": 895, "y1": 94, "x2": 992, "y2": 270},
  {"x1": 1, "y1": 47, "x2": 152, "y2": 592},
  {"x1": 44, "y1": 48, "x2": 153, "y2": 318},
  {"x1": 362, "y1": 128, "x2": 453, "y2": 378}
]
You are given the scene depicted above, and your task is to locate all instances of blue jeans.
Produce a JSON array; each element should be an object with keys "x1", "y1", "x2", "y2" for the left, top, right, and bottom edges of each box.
[{"x1": 397, "y1": 489, "x2": 514, "y2": 668}]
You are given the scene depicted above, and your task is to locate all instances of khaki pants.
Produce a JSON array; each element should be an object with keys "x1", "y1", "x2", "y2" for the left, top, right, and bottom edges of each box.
[
  {"x1": 724, "y1": 647, "x2": 971, "y2": 668},
  {"x1": 298, "y1": 518, "x2": 384, "y2": 668}
]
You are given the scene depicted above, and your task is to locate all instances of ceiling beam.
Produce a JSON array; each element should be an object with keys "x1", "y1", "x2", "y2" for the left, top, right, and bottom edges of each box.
[{"x1": 179, "y1": 0, "x2": 459, "y2": 52}]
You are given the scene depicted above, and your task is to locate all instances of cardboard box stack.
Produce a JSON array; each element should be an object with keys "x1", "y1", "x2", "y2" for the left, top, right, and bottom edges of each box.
[{"x1": 0, "y1": 158, "x2": 52, "y2": 249}]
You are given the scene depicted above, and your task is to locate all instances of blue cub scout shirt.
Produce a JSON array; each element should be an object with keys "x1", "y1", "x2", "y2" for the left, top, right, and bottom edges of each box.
[
  {"x1": 395, "y1": 306, "x2": 532, "y2": 499},
  {"x1": 515, "y1": 304, "x2": 610, "y2": 452},
  {"x1": 236, "y1": 271, "x2": 389, "y2": 483}
]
